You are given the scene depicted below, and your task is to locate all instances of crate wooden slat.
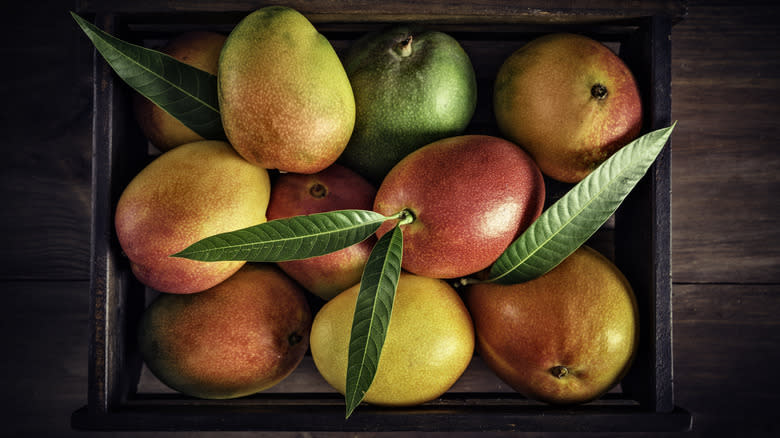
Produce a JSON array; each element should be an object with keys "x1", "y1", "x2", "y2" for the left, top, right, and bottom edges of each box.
[
  {"x1": 78, "y1": 0, "x2": 688, "y2": 23},
  {"x1": 72, "y1": 4, "x2": 690, "y2": 432}
]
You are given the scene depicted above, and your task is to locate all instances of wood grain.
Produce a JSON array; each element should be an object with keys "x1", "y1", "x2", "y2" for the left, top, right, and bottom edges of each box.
[
  {"x1": 0, "y1": 2, "x2": 94, "y2": 280},
  {"x1": 670, "y1": 1, "x2": 780, "y2": 283},
  {"x1": 672, "y1": 283, "x2": 780, "y2": 437},
  {"x1": 77, "y1": 0, "x2": 688, "y2": 22},
  {"x1": 0, "y1": 281, "x2": 90, "y2": 437}
]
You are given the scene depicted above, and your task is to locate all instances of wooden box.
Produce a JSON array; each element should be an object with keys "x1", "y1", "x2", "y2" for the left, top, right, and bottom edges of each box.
[{"x1": 71, "y1": 1, "x2": 692, "y2": 432}]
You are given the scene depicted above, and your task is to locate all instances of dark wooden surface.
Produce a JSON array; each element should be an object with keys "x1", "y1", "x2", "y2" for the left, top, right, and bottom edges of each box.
[{"x1": 2, "y1": 0, "x2": 778, "y2": 436}]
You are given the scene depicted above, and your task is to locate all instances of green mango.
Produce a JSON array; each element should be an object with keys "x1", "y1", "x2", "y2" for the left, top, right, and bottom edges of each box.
[
  {"x1": 339, "y1": 25, "x2": 477, "y2": 184},
  {"x1": 218, "y1": 6, "x2": 355, "y2": 174}
]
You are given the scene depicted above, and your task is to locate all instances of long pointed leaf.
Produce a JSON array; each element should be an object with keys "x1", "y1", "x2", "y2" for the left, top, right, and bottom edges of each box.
[
  {"x1": 488, "y1": 123, "x2": 676, "y2": 284},
  {"x1": 345, "y1": 222, "x2": 405, "y2": 418},
  {"x1": 71, "y1": 12, "x2": 225, "y2": 140},
  {"x1": 173, "y1": 209, "x2": 392, "y2": 262}
]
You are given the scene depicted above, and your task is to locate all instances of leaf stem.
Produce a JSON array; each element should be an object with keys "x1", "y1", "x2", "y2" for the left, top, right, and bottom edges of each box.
[
  {"x1": 394, "y1": 35, "x2": 414, "y2": 57},
  {"x1": 397, "y1": 208, "x2": 416, "y2": 226}
]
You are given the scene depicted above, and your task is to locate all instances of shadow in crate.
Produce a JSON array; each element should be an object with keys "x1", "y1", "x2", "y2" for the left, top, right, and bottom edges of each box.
[{"x1": 73, "y1": 10, "x2": 691, "y2": 432}]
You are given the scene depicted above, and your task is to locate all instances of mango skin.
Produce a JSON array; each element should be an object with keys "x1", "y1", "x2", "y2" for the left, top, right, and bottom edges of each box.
[
  {"x1": 310, "y1": 272, "x2": 474, "y2": 406},
  {"x1": 339, "y1": 25, "x2": 477, "y2": 185},
  {"x1": 465, "y1": 246, "x2": 639, "y2": 405},
  {"x1": 133, "y1": 31, "x2": 226, "y2": 152},
  {"x1": 494, "y1": 33, "x2": 643, "y2": 183},
  {"x1": 138, "y1": 264, "x2": 312, "y2": 399},
  {"x1": 114, "y1": 140, "x2": 271, "y2": 294},
  {"x1": 218, "y1": 6, "x2": 355, "y2": 174},
  {"x1": 373, "y1": 135, "x2": 546, "y2": 279},
  {"x1": 266, "y1": 164, "x2": 377, "y2": 300}
]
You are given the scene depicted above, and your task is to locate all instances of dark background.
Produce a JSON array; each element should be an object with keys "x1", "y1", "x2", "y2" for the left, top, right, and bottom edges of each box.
[{"x1": 1, "y1": 0, "x2": 778, "y2": 437}]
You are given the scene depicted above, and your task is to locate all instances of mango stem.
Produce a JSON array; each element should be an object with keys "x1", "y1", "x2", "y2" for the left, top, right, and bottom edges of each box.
[
  {"x1": 591, "y1": 83, "x2": 608, "y2": 100},
  {"x1": 394, "y1": 35, "x2": 414, "y2": 57},
  {"x1": 397, "y1": 208, "x2": 416, "y2": 225},
  {"x1": 309, "y1": 183, "x2": 328, "y2": 198},
  {"x1": 550, "y1": 365, "x2": 569, "y2": 379},
  {"x1": 288, "y1": 332, "x2": 303, "y2": 346}
]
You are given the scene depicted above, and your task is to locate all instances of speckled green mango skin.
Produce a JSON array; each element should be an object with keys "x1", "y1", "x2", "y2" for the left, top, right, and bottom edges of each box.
[
  {"x1": 338, "y1": 25, "x2": 477, "y2": 185},
  {"x1": 218, "y1": 6, "x2": 355, "y2": 174}
]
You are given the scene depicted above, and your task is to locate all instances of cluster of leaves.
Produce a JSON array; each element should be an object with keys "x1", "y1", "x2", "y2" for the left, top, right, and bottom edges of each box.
[{"x1": 73, "y1": 12, "x2": 675, "y2": 418}]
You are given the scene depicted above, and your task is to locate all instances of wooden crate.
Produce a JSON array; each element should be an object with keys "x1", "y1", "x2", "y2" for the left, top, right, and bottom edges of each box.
[{"x1": 71, "y1": 1, "x2": 692, "y2": 432}]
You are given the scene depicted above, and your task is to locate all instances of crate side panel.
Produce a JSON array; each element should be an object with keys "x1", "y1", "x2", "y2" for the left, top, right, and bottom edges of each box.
[
  {"x1": 615, "y1": 15, "x2": 674, "y2": 413},
  {"x1": 86, "y1": 12, "x2": 150, "y2": 414}
]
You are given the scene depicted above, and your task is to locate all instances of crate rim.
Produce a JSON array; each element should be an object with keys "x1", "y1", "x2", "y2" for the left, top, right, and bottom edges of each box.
[{"x1": 74, "y1": 0, "x2": 689, "y2": 25}]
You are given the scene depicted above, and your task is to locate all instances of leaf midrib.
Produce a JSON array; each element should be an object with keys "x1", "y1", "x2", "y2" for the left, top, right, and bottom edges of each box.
[{"x1": 179, "y1": 218, "x2": 381, "y2": 257}]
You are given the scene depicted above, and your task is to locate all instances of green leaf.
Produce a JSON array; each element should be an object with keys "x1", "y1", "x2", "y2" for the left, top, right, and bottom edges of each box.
[
  {"x1": 70, "y1": 12, "x2": 225, "y2": 140},
  {"x1": 488, "y1": 123, "x2": 676, "y2": 284},
  {"x1": 172, "y1": 209, "x2": 394, "y2": 262},
  {"x1": 344, "y1": 221, "x2": 406, "y2": 419}
]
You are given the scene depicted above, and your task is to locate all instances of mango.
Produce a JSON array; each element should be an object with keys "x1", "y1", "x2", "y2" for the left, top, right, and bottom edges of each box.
[
  {"x1": 466, "y1": 246, "x2": 639, "y2": 405},
  {"x1": 133, "y1": 31, "x2": 227, "y2": 152},
  {"x1": 114, "y1": 140, "x2": 271, "y2": 294},
  {"x1": 310, "y1": 272, "x2": 474, "y2": 406},
  {"x1": 338, "y1": 25, "x2": 477, "y2": 184},
  {"x1": 494, "y1": 33, "x2": 643, "y2": 183},
  {"x1": 266, "y1": 164, "x2": 377, "y2": 300},
  {"x1": 138, "y1": 264, "x2": 312, "y2": 399},
  {"x1": 373, "y1": 135, "x2": 546, "y2": 279},
  {"x1": 218, "y1": 6, "x2": 355, "y2": 174}
]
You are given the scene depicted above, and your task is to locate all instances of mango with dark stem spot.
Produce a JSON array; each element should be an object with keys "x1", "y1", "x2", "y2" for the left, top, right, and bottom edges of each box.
[
  {"x1": 138, "y1": 264, "x2": 312, "y2": 399},
  {"x1": 266, "y1": 164, "x2": 377, "y2": 300},
  {"x1": 494, "y1": 33, "x2": 643, "y2": 183},
  {"x1": 466, "y1": 246, "x2": 639, "y2": 405}
]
